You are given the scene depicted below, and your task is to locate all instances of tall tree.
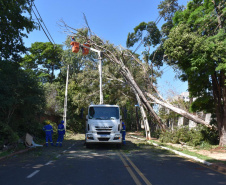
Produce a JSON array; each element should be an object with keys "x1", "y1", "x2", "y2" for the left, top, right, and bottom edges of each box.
[
  {"x1": 164, "y1": 0, "x2": 226, "y2": 146},
  {"x1": 0, "y1": 0, "x2": 35, "y2": 62},
  {"x1": 0, "y1": 0, "x2": 46, "y2": 147},
  {"x1": 0, "y1": 62, "x2": 45, "y2": 126},
  {"x1": 22, "y1": 42, "x2": 63, "y2": 83}
]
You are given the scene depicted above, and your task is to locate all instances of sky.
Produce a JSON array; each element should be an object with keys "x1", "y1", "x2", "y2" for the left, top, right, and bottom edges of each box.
[{"x1": 24, "y1": 0, "x2": 190, "y2": 99}]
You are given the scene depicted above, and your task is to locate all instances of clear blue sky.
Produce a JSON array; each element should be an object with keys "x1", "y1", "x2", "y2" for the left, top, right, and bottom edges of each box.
[{"x1": 24, "y1": 0, "x2": 189, "y2": 99}]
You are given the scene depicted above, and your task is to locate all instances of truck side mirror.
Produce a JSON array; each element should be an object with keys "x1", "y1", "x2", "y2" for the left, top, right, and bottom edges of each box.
[{"x1": 86, "y1": 115, "x2": 88, "y2": 121}]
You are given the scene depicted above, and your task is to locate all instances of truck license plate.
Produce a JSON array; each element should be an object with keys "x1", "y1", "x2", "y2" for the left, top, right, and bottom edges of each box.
[{"x1": 99, "y1": 135, "x2": 108, "y2": 137}]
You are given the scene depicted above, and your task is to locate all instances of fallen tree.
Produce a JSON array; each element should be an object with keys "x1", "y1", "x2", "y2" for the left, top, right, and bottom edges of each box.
[{"x1": 60, "y1": 21, "x2": 212, "y2": 140}]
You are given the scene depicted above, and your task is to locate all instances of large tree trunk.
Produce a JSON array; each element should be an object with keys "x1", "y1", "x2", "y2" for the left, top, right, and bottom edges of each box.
[
  {"x1": 119, "y1": 62, "x2": 166, "y2": 130},
  {"x1": 95, "y1": 43, "x2": 214, "y2": 130},
  {"x1": 219, "y1": 120, "x2": 226, "y2": 146},
  {"x1": 211, "y1": 71, "x2": 226, "y2": 146},
  {"x1": 146, "y1": 92, "x2": 211, "y2": 127},
  {"x1": 133, "y1": 87, "x2": 151, "y2": 140}
]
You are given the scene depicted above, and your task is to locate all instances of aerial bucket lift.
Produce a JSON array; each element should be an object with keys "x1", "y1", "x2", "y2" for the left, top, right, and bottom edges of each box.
[{"x1": 69, "y1": 37, "x2": 122, "y2": 147}]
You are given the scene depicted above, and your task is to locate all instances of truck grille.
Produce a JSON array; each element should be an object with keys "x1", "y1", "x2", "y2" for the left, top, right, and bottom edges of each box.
[
  {"x1": 95, "y1": 126, "x2": 112, "y2": 131},
  {"x1": 98, "y1": 138, "x2": 110, "y2": 141},
  {"x1": 97, "y1": 132, "x2": 111, "y2": 135}
]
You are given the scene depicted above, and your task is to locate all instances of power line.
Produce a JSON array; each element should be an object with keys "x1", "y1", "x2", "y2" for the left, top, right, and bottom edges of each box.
[
  {"x1": 161, "y1": 65, "x2": 170, "y2": 71},
  {"x1": 33, "y1": 3, "x2": 56, "y2": 45},
  {"x1": 31, "y1": 3, "x2": 56, "y2": 46},
  {"x1": 132, "y1": 15, "x2": 162, "y2": 54},
  {"x1": 133, "y1": 0, "x2": 176, "y2": 54}
]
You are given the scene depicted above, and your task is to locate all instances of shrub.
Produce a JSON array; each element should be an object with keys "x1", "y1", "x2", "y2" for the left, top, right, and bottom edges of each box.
[
  {"x1": 159, "y1": 125, "x2": 219, "y2": 147},
  {"x1": 151, "y1": 130, "x2": 161, "y2": 138},
  {"x1": 0, "y1": 122, "x2": 19, "y2": 149}
]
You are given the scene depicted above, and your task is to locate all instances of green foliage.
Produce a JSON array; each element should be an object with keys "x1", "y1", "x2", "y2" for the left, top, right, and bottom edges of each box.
[
  {"x1": 151, "y1": 129, "x2": 161, "y2": 139},
  {"x1": 22, "y1": 42, "x2": 63, "y2": 83},
  {"x1": 159, "y1": 125, "x2": 219, "y2": 146},
  {"x1": 0, "y1": 62, "x2": 46, "y2": 149},
  {"x1": 158, "y1": 0, "x2": 184, "y2": 22},
  {"x1": 67, "y1": 117, "x2": 85, "y2": 133},
  {"x1": 0, "y1": 0, "x2": 36, "y2": 62},
  {"x1": 0, "y1": 0, "x2": 49, "y2": 149},
  {"x1": 190, "y1": 95, "x2": 214, "y2": 113},
  {"x1": 0, "y1": 62, "x2": 45, "y2": 124},
  {"x1": 126, "y1": 21, "x2": 161, "y2": 48},
  {"x1": 0, "y1": 122, "x2": 19, "y2": 148},
  {"x1": 163, "y1": 0, "x2": 226, "y2": 145},
  {"x1": 43, "y1": 82, "x2": 63, "y2": 116}
]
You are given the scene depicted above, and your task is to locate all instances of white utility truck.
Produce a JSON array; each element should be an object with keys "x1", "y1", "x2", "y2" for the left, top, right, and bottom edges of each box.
[{"x1": 85, "y1": 104, "x2": 122, "y2": 148}]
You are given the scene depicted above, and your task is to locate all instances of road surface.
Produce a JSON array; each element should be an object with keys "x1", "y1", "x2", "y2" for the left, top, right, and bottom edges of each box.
[{"x1": 0, "y1": 134, "x2": 225, "y2": 185}]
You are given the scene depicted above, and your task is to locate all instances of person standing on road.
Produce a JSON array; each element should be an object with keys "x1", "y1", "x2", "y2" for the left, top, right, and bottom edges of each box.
[
  {"x1": 122, "y1": 122, "x2": 126, "y2": 145},
  {"x1": 43, "y1": 121, "x2": 54, "y2": 147},
  {"x1": 55, "y1": 120, "x2": 65, "y2": 147}
]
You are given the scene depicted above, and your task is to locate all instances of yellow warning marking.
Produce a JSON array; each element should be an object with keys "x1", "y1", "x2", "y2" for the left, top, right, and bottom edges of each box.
[
  {"x1": 121, "y1": 152, "x2": 153, "y2": 185},
  {"x1": 117, "y1": 152, "x2": 142, "y2": 185}
]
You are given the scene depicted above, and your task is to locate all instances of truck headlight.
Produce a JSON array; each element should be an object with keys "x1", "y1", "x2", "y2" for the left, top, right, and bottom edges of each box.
[
  {"x1": 87, "y1": 134, "x2": 93, "y2": 137},
  {"x1": 115, "y1": 134, "x2": 120, "y2": 137}
]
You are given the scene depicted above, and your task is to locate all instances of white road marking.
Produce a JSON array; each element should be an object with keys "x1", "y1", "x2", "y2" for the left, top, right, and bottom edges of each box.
[
  {"x1": 45, "y1": 161, "x2": 53, "y2": 165},
  {"x1": 56, "y1": 154, "x2": 61, "y2": 158},
  {"x1": 27, "y1": 170, "x2": 40, "y2": 178}
]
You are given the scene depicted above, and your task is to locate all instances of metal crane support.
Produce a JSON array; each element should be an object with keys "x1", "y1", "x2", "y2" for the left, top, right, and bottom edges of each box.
[{"x1": 82, "y1": 45, "x2": 103, "y2": 104}]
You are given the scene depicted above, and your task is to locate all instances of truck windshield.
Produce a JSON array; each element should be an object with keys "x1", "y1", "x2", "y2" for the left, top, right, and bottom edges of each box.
[{"x1": 89, "y1": 107, "x2": 119, "y2": 120}]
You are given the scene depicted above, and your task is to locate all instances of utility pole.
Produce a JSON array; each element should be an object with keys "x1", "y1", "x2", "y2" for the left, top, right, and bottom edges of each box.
[
  {"x1": 98, "y1": 51, "x2": 103, "y2": 104},
  {"x1": 82, "y1": 45, "x2": 103, "y2": 104},
  {"x1": 63, "y1": 64, "x2": 69, "y2": 130}
]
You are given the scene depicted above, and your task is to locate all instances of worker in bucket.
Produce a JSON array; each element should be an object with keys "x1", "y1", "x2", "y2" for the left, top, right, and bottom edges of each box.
[
  {"x1": 121, "y1": 122, "x2": 126, "y2": 145},
  {"x1": 55, "y1": 120, "x2": 65, "y2": 147},
  {"x1": 43, "y1": 120, "x2": 54, "y2": 147}
]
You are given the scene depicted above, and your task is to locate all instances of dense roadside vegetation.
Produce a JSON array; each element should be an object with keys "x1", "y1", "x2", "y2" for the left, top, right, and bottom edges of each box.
[{"x1": 127, "y1": 0, "x2": 226, "y2": 146}]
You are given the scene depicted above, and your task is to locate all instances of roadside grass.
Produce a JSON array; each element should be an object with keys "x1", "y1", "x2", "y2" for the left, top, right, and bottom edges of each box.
[
  {"x1": 0, "y1": 143, "x2": 27, "y2": 158},
  {"x1": 149, "y1": 140, "x2": 226, "y2": 164},
  {"x1": 128, "y1": 134, "x2": 226, "y2": 165},
  {"x1": 0, "y1": 150, "x2": 11, "y2": 158}
]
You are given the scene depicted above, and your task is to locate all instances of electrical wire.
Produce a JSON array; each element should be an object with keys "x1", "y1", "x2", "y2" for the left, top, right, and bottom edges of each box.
[
  {"x1": 132, "y1": 0, "x2": 176, "y2": 54},
  {"x1": 31, "y1": 3, "x2": 56, "y2": 46},
  {"x1": 33, "y1": 3, "x2": 56, "y2": 45}
]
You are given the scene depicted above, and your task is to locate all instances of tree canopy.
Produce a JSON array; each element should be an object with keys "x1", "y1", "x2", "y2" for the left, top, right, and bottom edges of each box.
[
  {"x1": 0, "y1": 0, "x2": 46, "y2": 147},
  {"x1": 0, "y1": 0, "x2": 36, "y2": 62},
  {"x1": 22, "y1": 42, "x2": 63, "y2": 83},
  {"x1": 163, "y1": 0, "x2": 226, "y2": 146}
]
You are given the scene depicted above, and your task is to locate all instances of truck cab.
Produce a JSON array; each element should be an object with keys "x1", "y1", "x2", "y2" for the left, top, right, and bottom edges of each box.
[{"x1": 85, "y1": 104, "x2": 122, "y2": 148}]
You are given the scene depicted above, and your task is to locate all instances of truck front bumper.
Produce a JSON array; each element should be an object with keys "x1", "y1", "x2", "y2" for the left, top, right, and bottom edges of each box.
[{"x1": 85, "y1": 133, "x2": 122, "y2": 144}]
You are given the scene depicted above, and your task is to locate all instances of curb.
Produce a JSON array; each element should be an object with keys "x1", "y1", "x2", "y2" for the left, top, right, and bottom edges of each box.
[{"x1": 129, "y1": 135, "x2": 226, "y2": 174}]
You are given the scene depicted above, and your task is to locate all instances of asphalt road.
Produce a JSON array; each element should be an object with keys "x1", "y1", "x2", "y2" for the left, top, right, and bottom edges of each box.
[{"x1": 0, "y1": 135, "x2": 225, "y2": 185}]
